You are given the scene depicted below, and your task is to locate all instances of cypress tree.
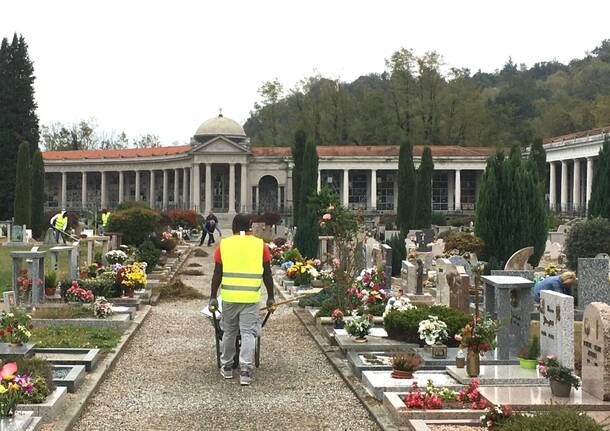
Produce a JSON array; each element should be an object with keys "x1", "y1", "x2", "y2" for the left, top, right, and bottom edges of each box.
[
  {"x1": 396, "y1": 136, "x2": 416, "y2": 234},
  {"x1": 528, "y1": 136, "x2": 547, "y2": 185},
  {"x1": 13, "y1": 141, "x2": 31, "y2": 225},
  {"x1": 31, "y1": 151, "x2": 45, "y2": 239},
  {"x1": 414, "y1": 146, "x2": 434, "y2": 228},
  {"x1": 589, "y1": 136, "x2": 610, "y2": 219},
  {"x1": 294, "y1": 138, "x2": 319, "y2": 257},
  {"x1": 291, "y1": 129, "x2": 307, "y2": 225},
  {"x1": 0, "y1": 34, "x2": 40, "y2": 220}
]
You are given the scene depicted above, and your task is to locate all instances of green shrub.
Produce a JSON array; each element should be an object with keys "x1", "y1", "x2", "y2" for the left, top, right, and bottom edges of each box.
[
  {"x1": 431, "y1": 212, "x2": 447, "y2": 226},
  {"x1": 44, "y1": 271, "x2": 57, "y2": 289},
  {"x1": 564, "y1": 217, "x2": 610, "y2": 270},
  {"x1": 115, "y1": 200, "x2": 150, "y2": 211},
  {"x1": 283, "y1": 248, "x2": 302, "y2": 263},
  {"x1": 497, "y1": 408, "x2": 603, "y2": 431},
  {"x1": 299, "y1": 286, "x2": 335, "y2": 308},
  {"x1": 383, "y1": 305, "x2": 470, "y2": 346},
  {"x1": 447, "y1": 216, "x2": 474, "y2": 227},
  {"x1": 359, "y1": 302, "x2": 385, "y2": 317},
  {"x1": 159, "y1": 238, "x2": 177, "y2": 252},
  {"x1": 443, "y1": 231, "x2": 485, "y2": 256},
  {"x1": 386, "y1": 233, "x2": 406, "y2": 277},
  {"x1": 317, "y1": 297, "x2": 343, "y2": 317},
  {"x1": 137, "y1": 241, "x2": 161, "y2": 273},
  {"x1": 107, "y1": 207, "x2": 161, "y2": 246},
  {"x1": 79, "y1": 276, "x2": 120, "y2": 298}
]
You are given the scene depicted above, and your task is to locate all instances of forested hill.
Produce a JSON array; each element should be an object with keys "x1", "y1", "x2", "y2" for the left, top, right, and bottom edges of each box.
[{"x1": 244, "y1": 40, "x2": 610, "y2": 148}]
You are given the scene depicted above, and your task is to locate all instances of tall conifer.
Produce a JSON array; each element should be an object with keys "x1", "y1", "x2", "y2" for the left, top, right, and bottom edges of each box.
[
  {"x1": 31, "y1": 151, "x2": 45, "y2": 238},
  {"x1": 13, "y1": 141, "x2": 31, "y2": 225},
  {"x1": 414, "y1": 146, "x2": 434, "y2": 228},
  {"x1": 589, "y1": 136, "x2": 610, "y2": 219},
  {"x1": 396, "y1": 136, "x2": 416, "y2": 234},
  {"x1": 291, "y1": 129, "x2": 307, "y2": 225},
  {"x1": 294, "y1": 138, "x2": 319, "y2": 257}
]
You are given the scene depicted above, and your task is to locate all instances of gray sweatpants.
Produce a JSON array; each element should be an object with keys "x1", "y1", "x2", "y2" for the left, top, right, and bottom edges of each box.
[{"x1": 220, "y1": 301, "x2": 260, "y2": 371}]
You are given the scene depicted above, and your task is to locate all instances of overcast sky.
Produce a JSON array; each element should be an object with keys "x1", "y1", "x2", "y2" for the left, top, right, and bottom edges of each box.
[{"x1": 2, "y1": 1, "x2": 609, "y2": 145}]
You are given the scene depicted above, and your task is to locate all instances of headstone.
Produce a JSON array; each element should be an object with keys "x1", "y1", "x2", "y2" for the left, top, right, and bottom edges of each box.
[
  {"x1": 401, "y1": 260, "x2": 417, "y2": 294},
  {"x1": 405, "y1": 238, "x2": 416, "y2": 254},
  {"x1": 371, "y1": 245, "x2": 383, "y2": 267},
  {"x1": 451, "y1": 265, "x2": 471, "y2": 313},
  {"x1": 422, "y1": 229, "x2": 435, "y2": 247},
  {"x1": 582, "y1": 302, "x2": 610, "y2": 401},
  {"x1": 10, "y1": 225, "x2": 24, "y2": 243},
  {"x1": 491, "y1": 269, "x2": 535, "y2": 282},
  {"x1": 482, "y1": 275, "x2": 534, "y2": 360},
  {"x1": 548, "y1": 231, "x2": 566, "y2": 246},
  {"x1": 504, "y1": 246, "x2": 534, "y2": 270},
  {"x1": 318, "y1": 236, "x2": 335, "y2": 259},
  {"x1": 449, "y1": 255, "x2": 472, "y2": 278},
  {"x1": 430, "y1": 240, "x2": 444, "y2": 257},
  {"x1": 578, "y1": 258, "x2": 610, "y2": 307},
  {"x1": 539, "y1": 290, "x2": 574, "y2": 369},
  {"x1": 381, "y1": 244, "x2": 393, "y2": 290},
  {"x1": 49, "y1": 243, "x2": 80, "y2": 281},
  {"x1": 10, "y1": 250, "x2": 46, "y2": 305},
  {"x1": 544, "y1": 240, "x2": 562, "y2": 261},
  {"x1": 435, "y1": 258, "x2": 453, "y2": 305}
]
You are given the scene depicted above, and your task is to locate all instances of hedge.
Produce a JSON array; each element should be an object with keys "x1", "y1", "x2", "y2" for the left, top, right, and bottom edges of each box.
[
  {"x1": 107, "y1": 207, "x2": 160, "y2": 246},
  {"x1": 443, "y1": 231, "x2": 485, "y2": 256},
  {"x1": 564, "y1": 217, "x2": 610, "y2": 270}
]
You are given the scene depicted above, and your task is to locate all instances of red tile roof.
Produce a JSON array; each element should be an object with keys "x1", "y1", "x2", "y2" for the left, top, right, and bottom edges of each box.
[
  {"x1": 544, "y1": 126, "x2": 610, "y2": 144},
  {"x1": 42, "y1": 144, "x2": 191, "y2": 160}
]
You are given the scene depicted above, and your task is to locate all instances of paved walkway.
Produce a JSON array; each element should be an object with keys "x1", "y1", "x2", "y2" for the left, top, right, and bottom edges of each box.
[{"x1": 73, "y1": 248, "x2": 379, "y2": 431}]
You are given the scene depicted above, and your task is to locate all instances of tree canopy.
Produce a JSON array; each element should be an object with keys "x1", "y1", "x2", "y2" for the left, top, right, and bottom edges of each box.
[
  {"x1": 245, "y1": 40, "x2": 610, "y2": 148},
  {"x1": 588, "y1": 135, "x2": 610, "y2": 219}
]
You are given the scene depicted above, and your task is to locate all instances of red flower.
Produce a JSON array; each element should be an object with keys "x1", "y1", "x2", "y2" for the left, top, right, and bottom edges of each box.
[
  {"x1": 0, "y1": 331, "x2": 5, "y2": 337},
  {"x1": 6, "y1": 326, "x2": 13, "y2": 333}
]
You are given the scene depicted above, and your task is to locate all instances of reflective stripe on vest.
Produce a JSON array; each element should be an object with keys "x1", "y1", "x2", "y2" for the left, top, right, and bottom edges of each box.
[
  {"x1": 101, "y1": 212, "x2": 111, "y2": 227},
  {"x1": 54, "y1": 215, "x2": 68, "y2": 231},
  {"x1": 220, "y1": 235, "x2": 264, "y2": 303}
]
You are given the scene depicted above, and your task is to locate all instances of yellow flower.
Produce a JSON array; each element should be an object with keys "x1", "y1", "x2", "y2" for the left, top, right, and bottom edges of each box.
[
  {"x1": 9, "y1": 383, "x2": 18, "y2": 391},
  {"x1": 2, "y1": 375, "x2": 14, "y2": 381},
  {"x1": 0, "y1": 385, "x2": 6, "y2": 394}
]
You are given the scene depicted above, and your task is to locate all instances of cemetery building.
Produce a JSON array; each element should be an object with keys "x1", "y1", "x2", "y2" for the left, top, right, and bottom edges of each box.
[{"x1": 41, "y1": 113, "x2": 608, "y2": 216}]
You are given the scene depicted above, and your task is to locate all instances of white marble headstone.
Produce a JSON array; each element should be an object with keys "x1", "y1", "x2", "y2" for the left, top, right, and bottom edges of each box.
[
  {"x1": 582, "y1": 302, "x2": 610, "y2": 401},
  {"x1": 539, "y1": 290, "x2": 574, "y2": 369}
]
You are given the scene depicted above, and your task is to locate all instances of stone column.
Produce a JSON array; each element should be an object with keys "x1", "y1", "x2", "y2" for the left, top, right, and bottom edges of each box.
[
  {"x1": 173, "y1": 168, "x2": 179, "y2": 207},
  {"x1": 182, "y1": 168, "x2": 189, "y2": 208},
  {"x1": 100, "y1": 171, "x2": 107, "y2": 208},
  {"x1": 317, "y1": 170, "x2": 321, "y2": 192},
  {"x1": 149, "y1": 170, "x2": 155, "y2": 208},
  {"x1": 240, "y1": 163, "x2": 248, "y2": 213},
  {"x1": 162, "y1": 169, "x2": 169, "y2": 209},
  {"x1": 205, "y1": 163, "x2": 212, "y2": 213},
  {"x1": 135, "y1": 171, "x2": 141, "y2": 201},
  {"x1": 370, "y1": 169, "x2": 377, "y2": 210},
  {"x1": 573, "y1": 159, "x2": 581, "y2": 212},
  {"x1": 61, "y1": 172, "x2": 67, "y2": 209},
  {"x1": 454, "y1": 169, "x2": 461, "y2": 211},
  {"x1": 549, "y1": 162, "x2": 556, "y2": 210},
  {"x1": 228, "y1": 163, "x2": 236, "y2": 213},
  {"x1": 586, "y1": 157, "x2": 594, "y2": 209},
  {"x1": 193, "y1": 164, "x2": 201, "y2": 212},
  {"x1": 342, "y1": 169, "x2": 349, "y2": 207},
  {"x1": 81, "y1": 171, "x2": 87, "y2": 209},
  {"x1": 118, "y1": 171, "x2": 124, "y2": 204},
  {"x1": 561, "y1": 160, "x2": 568, "y2": 212}
]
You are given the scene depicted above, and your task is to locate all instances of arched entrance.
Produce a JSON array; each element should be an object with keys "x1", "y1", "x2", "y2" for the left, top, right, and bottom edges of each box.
[{"x1": 258, "y1": 175, "x2": 278, "y2": 212}]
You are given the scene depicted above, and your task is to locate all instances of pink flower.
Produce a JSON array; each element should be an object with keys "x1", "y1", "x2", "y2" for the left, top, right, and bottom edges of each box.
[
  {"x1": 322, "y1": 213, "x2": 332, "y2": 221},
  {"x1": 454, "y1": 334, "x2": 463, "y2": 342}
]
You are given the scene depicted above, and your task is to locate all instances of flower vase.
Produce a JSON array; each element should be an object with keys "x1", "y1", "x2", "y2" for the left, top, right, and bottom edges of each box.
[
  {"x1": 391, "y1": 369, "x2": 413, "y2": 379},
  {"x1": 334, "y1": 321, "x2": 345, "y2": 329},
  {"x1": 466, "y1": 349, "x2": 480, "y2": 377},
  {"x1": 354, "y1": 336, "x2": 368, "y2": 343},
  {"x1": 549, "y1": 379, "x2": 572, "y2": 397},
  {"x1": 125, "y1": 287, "x2": 135, "y2": 298}
]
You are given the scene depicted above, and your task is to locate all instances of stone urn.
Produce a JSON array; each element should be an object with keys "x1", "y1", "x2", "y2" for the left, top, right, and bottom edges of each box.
[{"x1": 549, "y1": 379, "x2": 572, "y2": 397}]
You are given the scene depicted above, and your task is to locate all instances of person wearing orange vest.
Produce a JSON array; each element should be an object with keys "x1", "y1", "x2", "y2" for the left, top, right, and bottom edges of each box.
[{"x1": 209, "y1": 214, "x2": 275, "y2": 386}]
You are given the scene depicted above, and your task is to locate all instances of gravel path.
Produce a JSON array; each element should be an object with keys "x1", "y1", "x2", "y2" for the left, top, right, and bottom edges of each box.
[{"x1": 73, "y1": 249, "x2": 380, "y2": 431}]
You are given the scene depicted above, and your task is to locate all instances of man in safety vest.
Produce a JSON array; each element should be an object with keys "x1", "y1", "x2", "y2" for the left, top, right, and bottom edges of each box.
[
  {"x1": 100, "y1": 209, "x2": 111, "y2": 235},
  {"x1": 49, "y1": 210, "x2": 69, "y2": 244},
  {"x1": 209, "y1": 214, "x2": 275, "y2": 386}
]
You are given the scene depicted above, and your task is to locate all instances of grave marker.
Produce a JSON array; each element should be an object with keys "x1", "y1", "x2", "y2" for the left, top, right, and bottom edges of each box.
[
  {"x1": 435, "y1": 258, "x2": 452, "y2": 305},
  {"x1": 578, "y1": 258, "x2": 610, "y2": 307},
  {"x1": 539, "y1": 290, "x2": 574, "y2": 369},
  {"x1": 450, "y1": 265, "x2": 470, "y2": 313},
  {"x1": 582, "y1": 302, "x2": 610, "y2": 401}
]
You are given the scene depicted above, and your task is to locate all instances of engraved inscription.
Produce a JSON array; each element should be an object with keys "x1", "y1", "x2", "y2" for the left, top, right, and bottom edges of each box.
[
  {"x1": 556, "y1": 305, "x2": 561, "y2": 322},
  {"x1": 588, "y1": 350, "x2": 598, "y2": 359},
  {"x1": 542, "y1": 315, "x2": 555, "y2": 327}
]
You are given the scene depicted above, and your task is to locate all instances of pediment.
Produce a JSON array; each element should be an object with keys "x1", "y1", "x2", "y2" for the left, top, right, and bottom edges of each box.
[{"x1": 191, "y1": 136, "x2": 250, "y2": 155}]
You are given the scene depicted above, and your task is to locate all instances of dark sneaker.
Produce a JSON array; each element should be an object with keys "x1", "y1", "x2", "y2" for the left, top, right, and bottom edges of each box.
[
  {"x1": 220, "y1": 366, "x2": 233, "y2": 379},
  {"x1": 240, "y1": 370, "x2": 252, "y2": 386}
]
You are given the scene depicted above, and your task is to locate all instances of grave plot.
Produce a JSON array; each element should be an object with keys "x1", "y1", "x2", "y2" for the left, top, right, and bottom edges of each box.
[{"x1": 363, "y1": 370, "x2": 460, "y2": 400}]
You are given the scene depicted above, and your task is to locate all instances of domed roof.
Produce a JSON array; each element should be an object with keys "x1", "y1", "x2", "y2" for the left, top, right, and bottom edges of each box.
[{"x1": 195, "y1": 114, "x2": 246, "y2": 138}]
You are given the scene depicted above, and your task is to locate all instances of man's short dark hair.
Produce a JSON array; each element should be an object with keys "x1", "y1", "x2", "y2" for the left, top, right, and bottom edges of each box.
[{"x1": 232, "y1": 214, "x2": 251, "y2": 233}]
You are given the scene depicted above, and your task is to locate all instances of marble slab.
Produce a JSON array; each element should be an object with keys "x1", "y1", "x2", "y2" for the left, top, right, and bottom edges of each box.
[
  {"x1": 52, "y1": 365, "x2": 86, "y2": 393},
  {"x1": 363, "y1": 370, "x2": 460, "y2": 401},
  {"x1": 335, "y1": 335, "x2": 419, "y2": 353},
  {"x1": 334, "y1": 327, "x2": 388, "y2": 337},
  {"x1": 0, "y1": 343, "x2": 35, "y2": 359},
  {"x1": 480, "y1": 386, "x2": 610, "y2": 411},
  {"x1": 446, "y1": 365, "x2": 546, "y2": 386},
  {"x1": 0, "y1": 411, "x2": 38, "y2": 431},
  {"x1": 33, "y1": 347, "x2": 100, "y2": 372}
]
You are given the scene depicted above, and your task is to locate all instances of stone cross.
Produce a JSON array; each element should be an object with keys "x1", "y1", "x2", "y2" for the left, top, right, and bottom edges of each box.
[
  {"x1": 578, "y1": 258, "x2": 610, "y2": 307},
  {"x1": 482, "y1": 275, "x2": 534, "y2": 360},
  {"x1": 540, "y1": 290, "x2": 574, "y2": 369},
  {"x1": 582, "y1": 302, "x2": 610, "y2": 401}
]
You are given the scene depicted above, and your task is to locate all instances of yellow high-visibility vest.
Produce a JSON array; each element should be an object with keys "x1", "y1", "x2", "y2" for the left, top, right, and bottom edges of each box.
[
  {"x1": 101, "y1": 212, "x2": 111, "y2": 227},
  {"x1": 54, "y1": 214, "x2": 68, "y2": 231},
  {"x1": 220, "y1": 235, "x2": 264, "y2": 303}
]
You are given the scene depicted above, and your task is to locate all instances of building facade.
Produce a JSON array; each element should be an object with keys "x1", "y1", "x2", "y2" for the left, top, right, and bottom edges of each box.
[{"x1": 41, "y1": 114, "x2": 607, "y2": 217}]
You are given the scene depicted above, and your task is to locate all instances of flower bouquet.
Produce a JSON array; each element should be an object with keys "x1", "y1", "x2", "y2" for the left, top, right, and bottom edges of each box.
[
  {"x1": 418, "y1": 315, "x2": 449, "y2": 358},
  {"x1": 105, "y1": 250, "x2": 128, "y2": 265},
  {"x1": 455, "y1": 314, "x2": 498, "y2": 377},
  {"x1": 349, "y1": 266, "x2": 387, "y2": 307},
  {"x1": 16, "y1": 269, "x2": 42, "y2": 302},
  {"x1": 480, "y1": 404, "x2": 513, "y2": 430},
  {"x1": 66, "y1": 282, "x2": 94, "y2": 303},
  {"x1": 118, "y1": 262, "x2": 147, "y2": 297},
  {"x1": 456, "y1": 378, "x2": 488, "y2": 410},
  {"x1": 345, "y1": 313, "x2": 373, "y2": 342},
  {"x1": 331, "y1": 308, "x2": 344, "y2": 329},
  {"x1": 93, "y1": 297, "x2": 113, "y2": 319},
  {"x1": 538, "y1": 355, "x2": 580, "y2": 397},
  {"x1": 0, "y1": 312, "x2": 33, "y2": 345},
  {"x1": 382, "y1": 296, "x2": 415, "y2": 318},
  {"x1": 0, "y1": 362, "x2": 33, "y2": 417}
]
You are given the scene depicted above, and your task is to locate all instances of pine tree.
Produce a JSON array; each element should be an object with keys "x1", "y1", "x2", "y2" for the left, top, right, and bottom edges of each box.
[
  {"x1": 291, "y1": 129, "x2": 307, "y2": 226},
  {"x1": 476, "y1": 147, "x2": 546, "y2": 268},
  {"x1": 31, "y1": 150, "x2": 45, "y2": 238},
  {"x1": 0, "y1": 34, "x2": 40, "y2": 220},
  {"x1": 13, "y1": 141, "x2": 32, "y2": 225},
  {"x1": 294, "y1": 138, "x2": 319, "y2": 257},
  {"x1": 414, "y1": 146, "x2": 434, "y2": 228},
  {"x1": 589, "y1": 136, "x2": 610, "y2": 219},
  {"x1": 396, "y1": 136, "x2": 416, "y2": 234}
]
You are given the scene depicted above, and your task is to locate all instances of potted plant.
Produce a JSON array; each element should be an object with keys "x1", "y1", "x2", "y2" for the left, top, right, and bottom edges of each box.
[
  {"x1": 65, "y1": 281, "x2": 94, "y2": 304},
  {"x1": 0, "y1": 312, "x2": 33, "y2": 346},
  {"x1": 518, "y1": 336, "x2": 540, "y2": 369},
  {"x1": 331, "y1": 308, "x2": 345, "y2": 329},
  {"x1": 44, "y1": 271, "x2": 58, "y2": 297},
  {"x1": 345, "y1": 313, "x2": 373, "y2": 343},
  {"x1": 455, "y1": 314, "x2": 498, "y2": 377},
  {"x1": 538, "y1": 355, "x2": 580, "y2": 397},
  {"x1": 391, "y1": 351, "x2": 422, "y2": 379},
  {"x1": 118, "y1": 262, "x2": 147, "y2": 298},
  {"x1": 418, "y1": 315, "x2": 449, "y2": 358}
]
